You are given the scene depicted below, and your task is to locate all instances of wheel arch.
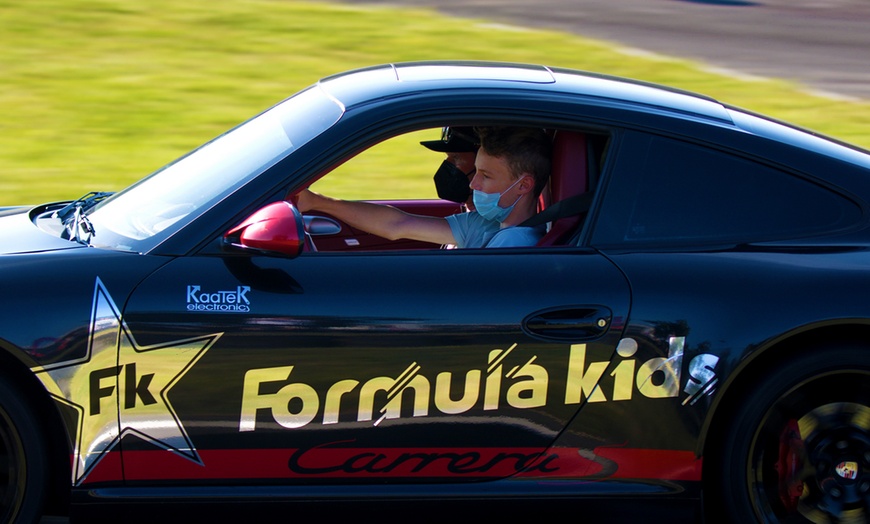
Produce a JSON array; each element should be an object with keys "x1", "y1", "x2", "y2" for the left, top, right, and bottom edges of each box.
[
  {"x1": 0, "y1": 345, "x2": 72, "y2": 517},
  {"x1": 698, "y1": 321, "x2": 870, "y2": 483}
]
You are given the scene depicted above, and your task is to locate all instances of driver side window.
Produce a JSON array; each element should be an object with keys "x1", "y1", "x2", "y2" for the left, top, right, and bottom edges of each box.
[{"x1": 298, "y1": 125, "x2": 600, "y2": 253}]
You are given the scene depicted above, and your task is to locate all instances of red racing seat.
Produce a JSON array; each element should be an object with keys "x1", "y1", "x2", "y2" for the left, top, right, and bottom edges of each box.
[{"x1": 536, "y1": 131, "x2": 589, "y2": 246}]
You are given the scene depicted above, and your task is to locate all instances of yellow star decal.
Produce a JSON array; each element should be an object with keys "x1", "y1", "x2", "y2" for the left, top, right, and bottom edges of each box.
[{"x1": 33, "y1": 278, "x2": 221, "y2": 485}]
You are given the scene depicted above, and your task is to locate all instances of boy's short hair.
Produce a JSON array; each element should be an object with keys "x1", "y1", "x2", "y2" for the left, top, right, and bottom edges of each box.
[{"x1": 475, "y1": 126, "x2": 551, "y2": 197}]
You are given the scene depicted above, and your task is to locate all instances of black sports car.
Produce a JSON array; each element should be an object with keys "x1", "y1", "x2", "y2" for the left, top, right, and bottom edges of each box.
[{"x1": 2, "y1": 62, "x2": 869, "y2": 523}]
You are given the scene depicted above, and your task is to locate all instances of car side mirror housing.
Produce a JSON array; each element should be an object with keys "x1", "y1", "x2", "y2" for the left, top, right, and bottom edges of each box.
[{"x1": 223, "y1": 201, "x2": 305, "y2": 257}]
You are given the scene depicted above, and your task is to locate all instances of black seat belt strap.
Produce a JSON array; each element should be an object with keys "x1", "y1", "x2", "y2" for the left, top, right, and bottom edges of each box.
[{"x1": 519, "y1": 192, "x2": 594, "y2": 228}]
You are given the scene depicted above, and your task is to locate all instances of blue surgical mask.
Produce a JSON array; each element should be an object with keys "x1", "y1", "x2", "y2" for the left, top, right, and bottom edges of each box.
[{"x1": 472, "y1": 176, "x2": 526, "y2": 223}]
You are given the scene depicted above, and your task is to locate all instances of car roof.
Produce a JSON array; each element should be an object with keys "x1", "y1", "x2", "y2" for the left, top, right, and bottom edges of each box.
[
  {"x1": 317, "y1": 60, "x2": 734, "y2": 124},
  {"x1": 316, "y1": 61, "x2": 870, "y2": 169}
]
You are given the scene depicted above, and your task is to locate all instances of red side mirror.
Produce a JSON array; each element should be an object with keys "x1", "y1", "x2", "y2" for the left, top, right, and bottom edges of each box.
[{"x1": 224, "y1": 201, "x2": 305, "y2": 257}]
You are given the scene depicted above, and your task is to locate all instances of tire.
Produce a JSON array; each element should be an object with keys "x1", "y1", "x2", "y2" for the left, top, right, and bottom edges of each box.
[
  {"x1": 712, "y1": 345, "x2": 870, "y2": 523},
  {"x1": 0, "y1": 374, "x2": 48, "y2": 523}
]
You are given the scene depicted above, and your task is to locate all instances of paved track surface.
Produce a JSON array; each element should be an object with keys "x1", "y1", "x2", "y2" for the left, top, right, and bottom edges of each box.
[{"x1": 335, "y1": 0, "x2": 870, "y2": 101}]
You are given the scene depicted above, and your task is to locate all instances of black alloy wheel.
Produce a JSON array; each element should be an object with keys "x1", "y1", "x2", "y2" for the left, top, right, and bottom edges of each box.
[
  {"x1": 714, "y1": 345, "x2": 870, "y2": 523},
  {"x1": 0, "y1": 374, "x2": 47, "y2": 523}
]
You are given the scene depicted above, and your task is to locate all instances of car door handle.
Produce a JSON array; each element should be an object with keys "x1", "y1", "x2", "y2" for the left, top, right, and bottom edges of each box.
[{"x1": 522, "y1": 306, "x2": 612, "y2": 341}]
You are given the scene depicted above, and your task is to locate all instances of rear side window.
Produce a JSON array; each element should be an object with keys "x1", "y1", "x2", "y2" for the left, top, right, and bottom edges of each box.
[{"x1": 592, "y1": 134, "x2": 863, "y2": 246}]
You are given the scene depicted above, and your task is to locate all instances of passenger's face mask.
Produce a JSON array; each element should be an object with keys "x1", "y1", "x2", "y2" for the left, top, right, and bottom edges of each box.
[
  {"x1": 433, "y1": 160, "x2": 472, "y2": 204},
  {"x1": 472, "y1": 176, "x2": 526, "y2": 223}
]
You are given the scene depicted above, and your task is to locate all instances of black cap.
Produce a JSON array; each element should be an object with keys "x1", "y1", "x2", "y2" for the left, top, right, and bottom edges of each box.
[{"x1": 420, "y1": 126, "x2": 479, "y2": 153}]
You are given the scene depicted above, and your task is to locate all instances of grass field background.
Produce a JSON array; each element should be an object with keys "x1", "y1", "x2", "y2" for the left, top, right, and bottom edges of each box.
[{"x1": 2, "y1": 0, "x2": 869, "y2": 205}]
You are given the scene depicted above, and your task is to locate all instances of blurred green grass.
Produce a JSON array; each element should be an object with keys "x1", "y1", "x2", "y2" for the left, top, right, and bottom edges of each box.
[{"x1": 1, "y1": 0, "x2": 868, "y2": 205}]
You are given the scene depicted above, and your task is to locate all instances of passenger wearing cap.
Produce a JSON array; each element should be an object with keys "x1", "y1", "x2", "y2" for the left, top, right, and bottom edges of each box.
[
  {"x1": 295, "y1": 126, "x2": 550, "y2": 249},
  {"x1": 422, "y1": 126, "x2": 479, "y2": 211}
]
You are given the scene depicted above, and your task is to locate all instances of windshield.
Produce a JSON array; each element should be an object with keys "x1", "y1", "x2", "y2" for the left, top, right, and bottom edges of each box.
[{"x1": 86, "y1": 85, "x2": 344, "y2": 253}]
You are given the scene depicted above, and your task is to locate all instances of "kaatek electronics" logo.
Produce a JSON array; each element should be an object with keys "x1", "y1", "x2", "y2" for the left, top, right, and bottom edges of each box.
[{"x1": 186, "y1": 284, "x2": 251, "y2": 312}]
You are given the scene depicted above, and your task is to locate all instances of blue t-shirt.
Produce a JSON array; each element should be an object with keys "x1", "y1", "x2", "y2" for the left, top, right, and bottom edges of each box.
[{"x1": 446, "y1": 211, "x2": 544, "y2": 248}]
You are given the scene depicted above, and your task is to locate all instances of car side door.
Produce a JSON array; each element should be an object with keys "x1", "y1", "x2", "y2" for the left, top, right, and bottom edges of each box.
[{"x1": 117, "y1": 244, "x2": 630, "y2": 486}]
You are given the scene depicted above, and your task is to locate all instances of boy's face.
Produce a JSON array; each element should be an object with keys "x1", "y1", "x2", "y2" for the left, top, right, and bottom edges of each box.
[{"x1": 471, "y1": 149, "x2": 520, "y2": 206}]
